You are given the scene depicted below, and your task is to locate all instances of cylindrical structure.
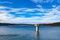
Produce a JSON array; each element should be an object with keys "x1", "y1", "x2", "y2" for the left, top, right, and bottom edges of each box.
[
  {"x1": 35, "y1": 24, "x2": 39, "y2": 32},
  {"x1": 36, "y1": 26, "x2": 39, "y2": 32},
  {"x1": 35, "y1": 24, "x2": 39, "y2": 40}
]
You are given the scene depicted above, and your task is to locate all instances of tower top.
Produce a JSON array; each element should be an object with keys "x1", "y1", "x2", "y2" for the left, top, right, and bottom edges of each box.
[{"x1": 35, "y1": 24, "x2": 39, "y2": 27}]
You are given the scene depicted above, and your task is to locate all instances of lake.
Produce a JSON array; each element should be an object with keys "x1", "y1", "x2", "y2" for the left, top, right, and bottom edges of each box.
[{"x1": 0, "y1": 25, "x2": 60, "y2": 40}]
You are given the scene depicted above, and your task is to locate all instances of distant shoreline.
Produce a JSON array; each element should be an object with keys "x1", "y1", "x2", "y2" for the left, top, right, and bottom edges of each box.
[{"x1": 0, "y1": 22, "x2": 60, "y2": 26}]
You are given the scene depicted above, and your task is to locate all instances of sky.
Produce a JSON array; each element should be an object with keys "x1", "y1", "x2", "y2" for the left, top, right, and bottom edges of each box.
[{"x1": 0, "y1": 0, "x2": 60, "y2": 24}]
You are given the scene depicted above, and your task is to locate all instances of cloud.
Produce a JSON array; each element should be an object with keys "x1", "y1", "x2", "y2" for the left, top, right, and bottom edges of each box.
[
  {"x1": 31, "y1": 0, "x2": 54, "y2": 3},
  {"x1": 0, "y1": 6, "x2": 60, "y2": 24},
  {"x1": 52, "y1": 5, "x2": 57, "y2": 8},
  {"x1": 0, "y1": 5, "x2": 48, "y2": 13},
  {"x1": 0, "y1": 11, "x2": 15, "y2": 23},
  {"x1": 0, "y1": 1, "x2": 12, "y2": 4},
  {"x1": 41, "y1": 6, "x2": 60, "y2": 23}
]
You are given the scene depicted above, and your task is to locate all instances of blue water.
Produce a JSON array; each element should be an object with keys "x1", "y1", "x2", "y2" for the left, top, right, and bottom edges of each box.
[{"x1": 0, "y1": 25, "x2": 60, "y2": 40}]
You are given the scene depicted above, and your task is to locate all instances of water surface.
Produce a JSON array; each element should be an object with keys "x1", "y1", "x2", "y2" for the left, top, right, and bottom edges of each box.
[{"x1": 0, "y1": 25, "x2": 60, "y2": 40}]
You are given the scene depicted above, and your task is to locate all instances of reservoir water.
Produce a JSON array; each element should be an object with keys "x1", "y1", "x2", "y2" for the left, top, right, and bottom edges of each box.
[{"x1": 0, "y1": 25, "x2": 60, "y2": 40}]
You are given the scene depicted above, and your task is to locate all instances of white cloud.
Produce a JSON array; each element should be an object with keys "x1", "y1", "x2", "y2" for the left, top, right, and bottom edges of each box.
[
  {"x1": 0, "y1": 5, "x2": 47, "y2": 13},
  {"x1": 0, "y1": 11, "x2": 14, "y2": 23},
  {"x1": 0, "y1": 6, "x2": 8, "y2": 9},
  {"x1": 43, "y1": 0, "x2": 54, "y2": 3},
  {"x1": 23, "y1": 9, "x2": 35, "y2": 12},
  {"x1": 31, "y1": 0, "x2": 54, "y2": 3},
  {"x1": 36, "y1": 5, "x2": 42, "y2": 8},
  {"x1": 0, "y1": 1, "x2": 12, "y2": 4},
  {"x1": 0, "y1": 6, "x2": 60, "y2": 24},
  {"x1": 41, "y1": 6, "x2": 60, "y2": 23},
  {"x1": 52, "y1": 5, "x2": 57, "y2": 8}
]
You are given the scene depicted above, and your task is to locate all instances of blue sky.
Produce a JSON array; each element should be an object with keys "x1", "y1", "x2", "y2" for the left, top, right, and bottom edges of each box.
[{"x1": 0, "y1": 0, "x2": 60, "y2": 24}]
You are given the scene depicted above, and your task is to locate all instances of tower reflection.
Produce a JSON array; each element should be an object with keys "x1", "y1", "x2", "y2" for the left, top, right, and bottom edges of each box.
[{"x1": 35, "y1": 30, "x2": 39, "y2": 40}]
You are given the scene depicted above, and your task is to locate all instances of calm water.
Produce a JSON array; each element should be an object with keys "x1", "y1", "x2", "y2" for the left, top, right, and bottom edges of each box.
[{"x1": 0, "y1": 25, "x2": 60, "y2": 40}]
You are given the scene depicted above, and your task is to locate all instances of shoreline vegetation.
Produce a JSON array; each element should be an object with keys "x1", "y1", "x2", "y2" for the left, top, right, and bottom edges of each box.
[{"x1": 0, "y1": 22, "x2": 60, "y2": 26}]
